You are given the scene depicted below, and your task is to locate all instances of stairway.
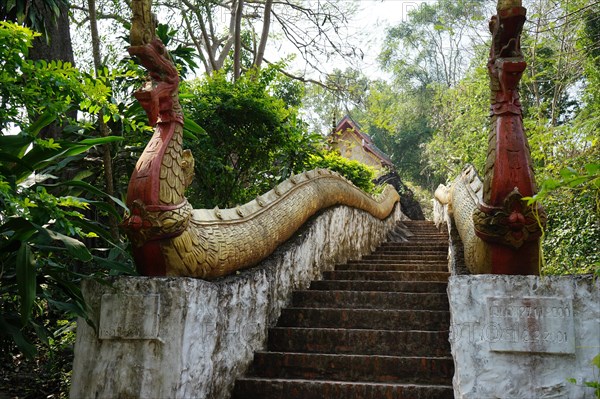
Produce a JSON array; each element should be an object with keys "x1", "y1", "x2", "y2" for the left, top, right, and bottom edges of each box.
[{"x1": 231, "y1": 220, "x2": 454, "y2": 399}]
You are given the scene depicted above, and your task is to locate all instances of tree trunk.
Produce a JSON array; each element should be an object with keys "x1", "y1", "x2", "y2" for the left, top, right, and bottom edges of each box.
[
  {"x1": 254, "y1": 0, "x2": 273, "y2": 69},
  {"x1": 29, "y1": 0, "x2": 76, "y2": 140},
  {"x1": 88, "y1": 0, "x2": 120, "y2": 241},
  {"x1": 233, "y1": 0, "x2": 244, "y2": 81}
]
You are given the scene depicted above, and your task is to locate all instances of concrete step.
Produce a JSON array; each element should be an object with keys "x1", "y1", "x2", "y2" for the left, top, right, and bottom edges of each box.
[
  {"x1": 361, "y1": 252, "x2": 448, "y2": 263},
  {"x1": 322, "y1": 270, "x2": 450, "y2": 282},
  {"x1": 373, "y1": 252, "x2": 447, "y2": 258},
  {"x1": 267, "y1": 327, "x2": 451, "y2": 356},
  {"x1": 292, "y1": 290, "x2": 449, "y2": 311},
  {"x1": 247, "y1": 352, "x2": 454, "y2": 385},
  {"x1": 375, "y1": 246, "x2": 448, "y2": 253},
  {"x1": 347, "y1": 259, "x2": 447, "y2": 266},
  {"x1": 404, "y1": 236, "x2": 448, "y2": 241},
  {"x1": 278, "y1": 308, "x2": 450, "y2": 330},
  {"x1": 309, "y1": 280, "x2": 449, "y2": 293},
  {"x1": 231, "y1": 219, "x2": 453, "y2": 398},
  {"x1": 232, "y1": 378, "x2": 454, "y2": 399},
  {"x1": 402, "y1": 239, "x2": 449, "y2": 245},
  {"x1": 337, "y1": 263, "x2": 448, "y2": 272}
]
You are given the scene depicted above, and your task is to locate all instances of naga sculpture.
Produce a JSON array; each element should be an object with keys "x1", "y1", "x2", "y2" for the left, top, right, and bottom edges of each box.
[
  {"x1": 436, "y1": 0, "x2": 545, "y2": 275},
  {"x1": 121, "y1": 0, "x2": 400, "y2": 279}
]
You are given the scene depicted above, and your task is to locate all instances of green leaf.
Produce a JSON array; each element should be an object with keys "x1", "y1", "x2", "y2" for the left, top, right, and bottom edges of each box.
[
  {"x1": 58, "y1": 180, "x2": 128, "y2": 212},
  {"x1": 47, "y1": 298, "x2": 87, "y2": 318},
  {"x1": 79, "y1": 136, "x2": 124, "y2": 145},
  {"x1": 27, "y1": 111, "x2": 57, "y2": 137},
  {"x1": 72, "y1": 169, "x2": 94, "y2": 181},
  {"x1": 0, "y1": 315, "x2": 36, "y2": 358},
  {"x1": 87, "y1": 200, "x2": 122, "y2": 219},
  {"x1": 0, "y1": 217, "x2": 37, "y2": 242},
  {"x1": 70, "y1": 219, "x2": 113, "y2": 242},
  {"x1": 559, "y1": 167, "x2": 577, "y2": 180},
  {"x1": 592, "y1": 353, "x2": 600, "y2": 369},
  {"x1": 93, "y1": 255, "x2": 137, "y2": 274},
  {"x1": 0, "y1": 151, "x2": 34, "y2": 173},
  {"x1": 0, "y1": 135, "x2": 33, "y2": 156},
  {"x1": 183, "y1": 129, "x2": 198, "y2": 141},
  {"x1": 541, "y1": 179, "x2": 561, "y2": 191},
  {"x1": 37, "y1": 227, "x2": 92, "y2": 262},
  {"x1": 16, "y1": 242, "x2": 36, "y2": 325},
  {"x1": 183, "y1": 118, "x2": 207, "y2": 136},
  {"x1": 566, "y1": 177, "x2": 588, "y2": 188},
  {"x1": 584, "y1": 163, "x2": 600, "y2": 175}
]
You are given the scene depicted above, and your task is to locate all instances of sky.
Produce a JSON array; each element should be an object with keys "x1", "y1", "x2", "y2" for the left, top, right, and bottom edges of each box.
[
  {"x1": 70, "y1": 0, "x2": 435, "y2": 81},
  {"x1": 346, "y1": 0, "x2": 429, "y2": 77},
  {"x1": 264, "y1": 0, "x2": 433, "y2": 81}
]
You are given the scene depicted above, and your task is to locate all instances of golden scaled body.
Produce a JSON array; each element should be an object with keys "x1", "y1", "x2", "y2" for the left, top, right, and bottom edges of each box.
[
  {"x1": 122, "y1": 2, "x2": 399, "y2": 279},
  {"x1": 162, "y1": 170, "x2": 399, "y2": 279}
]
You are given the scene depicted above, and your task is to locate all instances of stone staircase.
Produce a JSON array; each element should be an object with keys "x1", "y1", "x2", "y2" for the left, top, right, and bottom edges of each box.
[{"x1": 231, "y1": 220, "x2": 454, "y2": 398}]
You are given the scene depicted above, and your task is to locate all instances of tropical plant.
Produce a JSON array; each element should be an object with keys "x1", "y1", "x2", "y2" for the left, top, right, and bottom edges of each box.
[
  {"x1": 181, "y1": 67, "x2": 324, "y2": 208},
  {"x1": 0, "y1": 21, "x2": 135, "y2": 360}
]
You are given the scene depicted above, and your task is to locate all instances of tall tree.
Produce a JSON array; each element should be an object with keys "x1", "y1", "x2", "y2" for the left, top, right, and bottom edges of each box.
[
  {"x1": 168, "y1": 0, "x2": 359, "y2": 78},
  {"x1": 380, "y1": 0, "x2": 487, "y2": 89},
  {"x1": 302, "y1": 68, "x2": 370, "y2": 133},
  {"x1": 360, "y1": 80, "x2": 436, "y2": 188},
  {"x1": 87, "y1": 0, "x2": 119, "y2": 239},
  {"x1": 2, "y1": 0, "x2": 76, "y2": 138},
  {"x1": 28, "y1": 0, "x2": 75, "y2": 65}
]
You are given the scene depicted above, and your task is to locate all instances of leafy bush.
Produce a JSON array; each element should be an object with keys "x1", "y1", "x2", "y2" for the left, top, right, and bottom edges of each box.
[
  {"x1": 0, "y1": 21, "x2": 135, "y2": 361},
  {"x1": 525, "y1": 152, "x2": 600, "y2": 276},
  {"x1": 181, "y1": 68, "x2": 323, "y2": 208},
  {"x1": 308, "y1": 151, "x2": 377, "y2": 193}
]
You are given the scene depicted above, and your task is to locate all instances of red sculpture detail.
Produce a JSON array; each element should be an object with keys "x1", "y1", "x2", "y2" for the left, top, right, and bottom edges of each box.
[{"x1": 474, "y1": 4, "x2": 546, "y2": 275}]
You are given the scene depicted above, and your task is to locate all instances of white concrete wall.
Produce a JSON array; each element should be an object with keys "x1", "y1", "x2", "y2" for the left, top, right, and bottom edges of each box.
[
  {"x1": 448, "y1": 275, "x2": 600, "y2": 399},
  {"x1": 70, "y1": 204, "x2": 404, "y2": 399}
]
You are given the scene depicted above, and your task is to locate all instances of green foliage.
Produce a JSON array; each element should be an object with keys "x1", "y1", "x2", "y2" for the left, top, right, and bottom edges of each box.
[
  {"x1": 0, "y1": 317, "x2": 76, "y2": 398},
  {"x1": 380, "y1": 0, "x2": 486, "y2": 88},
  {"x1": 353, "y1": 0, "x2": 488, "y2": 189},
  {"x1": 411, "y1": 0, "x2": 599, "y2": 277},
  {"x1": 0, "y1": 0, "x2": 69, "y2": 41},
  {"x1": 307, "y1": 151, "x2": 377, "y2": 193},
  {"x1": 154, "y1": 23, "x2": 199, "y2": 79},
  {"x1": 358, "y1": 80, "x2": 435, "y2": 188},
  {"x1": 0, "y1": 21, "x2": 135, "y2": 359},
  {"x1": 525, "y1": 146, "x2": 600, "y2": 276},
  {"x1": 181, "y1": 68, "x2": 323, "y2": 208},
  {"x1": 424, "y1": 54, "x2": 489, "y2": 182},
  {"x1": 568, "y1": 353, "x2": 600, "y2": 398},
  {"x1": 303, "y1": 68, "x2": 370, "y2": 132}
]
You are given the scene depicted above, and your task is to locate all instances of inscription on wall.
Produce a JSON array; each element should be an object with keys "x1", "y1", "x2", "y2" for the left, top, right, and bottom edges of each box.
[
  {"x1": 99, "y1": 294, "x2": 160, "y2": 340},
  {"x1": 486, "y1": 296, "x2": 574, "y2": 354}
]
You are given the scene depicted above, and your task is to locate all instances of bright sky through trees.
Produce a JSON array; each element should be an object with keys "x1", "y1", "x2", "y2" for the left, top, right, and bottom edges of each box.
[{"x1": 265, "y1": 0, "x2": 409, "y2": 80}]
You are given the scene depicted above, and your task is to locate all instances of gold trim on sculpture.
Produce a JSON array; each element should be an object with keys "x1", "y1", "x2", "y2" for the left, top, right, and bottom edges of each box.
[{"x1": 122, "y1": 0, "x2": 400, "y2": 279}]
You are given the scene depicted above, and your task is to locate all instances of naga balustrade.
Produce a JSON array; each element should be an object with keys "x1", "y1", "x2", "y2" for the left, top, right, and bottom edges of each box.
[
  {"x1": 120, "y1": 0, "x2": 400, "y2": 279},
  {"x1": 436, "y1": 0, "x2": 545, "y2": 275}
]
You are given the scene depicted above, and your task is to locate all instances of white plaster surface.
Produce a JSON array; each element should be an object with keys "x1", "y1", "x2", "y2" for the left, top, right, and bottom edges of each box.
[
  {"x1": 448, "y1": 275, "x2": 600, "y2": 399},
  {"x1": 69, "y1": 204, "x2": 404, "y2": 399}
]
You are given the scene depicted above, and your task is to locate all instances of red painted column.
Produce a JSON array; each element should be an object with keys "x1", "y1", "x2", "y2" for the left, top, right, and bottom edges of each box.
[{"x1": 473, "y1": 4, "x2": 546, "y2": 275}]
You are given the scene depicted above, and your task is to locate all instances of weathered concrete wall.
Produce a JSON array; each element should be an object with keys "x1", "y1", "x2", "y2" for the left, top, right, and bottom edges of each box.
[
  {"x1": 70, "y1": 204, "x2": 404, "y2": 399},
  {"x1": 448, "y1": 275, "x2": 600, "y2": 399}
]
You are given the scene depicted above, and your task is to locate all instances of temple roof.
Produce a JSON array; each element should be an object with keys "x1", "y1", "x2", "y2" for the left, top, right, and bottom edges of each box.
[{"x1": 332, "y1": 115, "x2": 394, "y2": 168}]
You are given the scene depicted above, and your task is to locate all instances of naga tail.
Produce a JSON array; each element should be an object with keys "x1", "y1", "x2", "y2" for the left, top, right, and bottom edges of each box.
[{"x1": 121, "y1": 0, "x2": 400, "y2": 278}]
